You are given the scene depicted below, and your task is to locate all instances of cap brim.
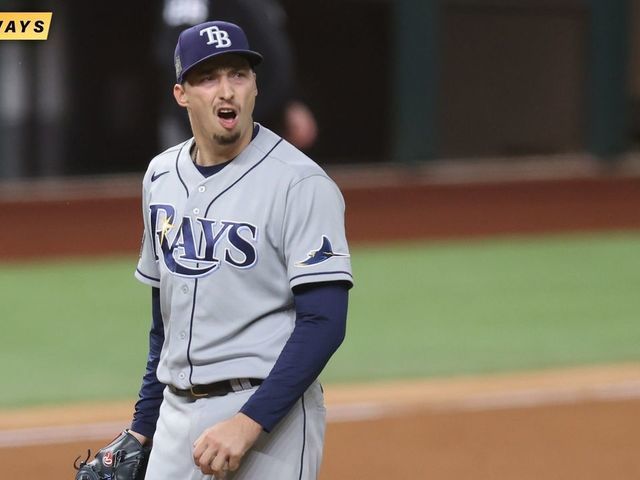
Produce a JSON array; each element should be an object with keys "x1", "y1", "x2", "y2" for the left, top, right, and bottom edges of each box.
[{"x1": 179, "y1": 49, "x2": 263, "y2": 83}]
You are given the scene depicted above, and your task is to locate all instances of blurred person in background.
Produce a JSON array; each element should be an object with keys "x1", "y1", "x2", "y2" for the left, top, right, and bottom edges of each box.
[{"x1": 155, "y1": 0, "x2": 317, "y2": 150}]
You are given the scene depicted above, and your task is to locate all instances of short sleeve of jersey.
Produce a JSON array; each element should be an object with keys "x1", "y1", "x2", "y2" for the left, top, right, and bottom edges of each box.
[
  {"x1": 283, "y1": 175, "x2": 353, "y2": 289},
  {"x1": 135, "y1": 182, "x2": 161, "y2": 288}
]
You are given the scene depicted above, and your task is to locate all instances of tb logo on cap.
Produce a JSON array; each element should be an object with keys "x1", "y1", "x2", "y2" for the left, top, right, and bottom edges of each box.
[{"x1": 200, "y1": 25, "x2": 231, "y2": 48}]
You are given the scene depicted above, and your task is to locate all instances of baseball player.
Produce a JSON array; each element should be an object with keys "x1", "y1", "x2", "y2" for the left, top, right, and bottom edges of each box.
[{"x1": 74, "y1": 20, "x2": 352, "y2": 480}]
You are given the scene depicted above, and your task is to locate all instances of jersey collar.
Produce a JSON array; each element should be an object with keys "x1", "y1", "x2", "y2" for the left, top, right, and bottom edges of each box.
[{"x1": 176, "y1": 123, "x2": 283, "y2": 196}]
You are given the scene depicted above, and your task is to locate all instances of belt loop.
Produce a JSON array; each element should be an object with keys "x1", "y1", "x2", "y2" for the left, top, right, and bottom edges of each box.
[
  {"x1": 230, "y1": 378, "x2": 242, "y2": 392},
  {"x1": 240, "y1": 378, "x2": 252, "y2": 390}
]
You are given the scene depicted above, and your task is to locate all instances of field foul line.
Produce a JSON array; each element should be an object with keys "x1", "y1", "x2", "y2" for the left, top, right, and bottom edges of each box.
[{"x1": 2, "y1": 380, "x2": 640, "y2": 448}]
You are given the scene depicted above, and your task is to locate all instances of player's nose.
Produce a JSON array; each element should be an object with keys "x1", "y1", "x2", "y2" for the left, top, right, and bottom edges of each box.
[{"x1": 218, "y1": 76, "x2": 234, "y2": 100}]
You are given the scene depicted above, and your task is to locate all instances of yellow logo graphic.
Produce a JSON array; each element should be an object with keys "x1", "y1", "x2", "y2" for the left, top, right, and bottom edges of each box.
[{"x1": 0, "y1": 12, "x2": 52, "y2": 40}]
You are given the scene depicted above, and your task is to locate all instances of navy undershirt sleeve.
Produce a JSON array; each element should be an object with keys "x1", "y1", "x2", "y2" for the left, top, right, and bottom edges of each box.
[
  {"x1": 131, "y1": 287, "x2": 165, "y2": 438},
  {"x1": 240, "y1": 281, "x2": 349, "y2": 432}
]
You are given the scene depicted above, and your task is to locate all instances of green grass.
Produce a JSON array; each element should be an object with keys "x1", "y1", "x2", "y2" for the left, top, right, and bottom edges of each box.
[
  {"x1": 1, "y1": 232, "x2": 639, "y2": 408},
  {"x1": 325, "y1": 232, "x2": 640, "y2": 382},
  {"x1": 0, "y1": 259, "x2": 151, "y2": 407}
]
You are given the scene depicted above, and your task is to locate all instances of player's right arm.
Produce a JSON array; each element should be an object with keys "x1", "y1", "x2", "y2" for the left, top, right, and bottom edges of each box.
[
  {"x1": 74, "y1": 286, "x2": 162, "y2": 475},
  {"x1": 130, "y1": 286, "x2": 165, "y2": 443}
]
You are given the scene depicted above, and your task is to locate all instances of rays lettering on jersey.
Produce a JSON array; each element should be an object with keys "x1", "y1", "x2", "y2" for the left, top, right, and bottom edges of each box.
[{"x1": 150, "y1": 204, "x2": 257, "y2": 277}]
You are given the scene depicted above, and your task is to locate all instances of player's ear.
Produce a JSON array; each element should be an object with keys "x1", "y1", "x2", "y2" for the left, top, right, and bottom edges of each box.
[
  {"x1": 253, "y1": 75, "x2": 258, "y2": 97},
  {"x1": 173, "y1": 83, "x2": 188, "y2": 107}
]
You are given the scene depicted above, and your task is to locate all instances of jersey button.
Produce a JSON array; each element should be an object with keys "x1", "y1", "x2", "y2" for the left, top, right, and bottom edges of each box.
[
  {"x1": 179, "y1": 331, "x2": 187, "y2": 340},
  {"x1": 178, "y1": 372, "x2": 186, "y2": 380},
  {"x1": 193, "y1": 208, "x2": 200, "y2": 215},
  {"x1": 198, "y1": 186, "x2": 206, "y2": 193},
  {"x1": 181, "y1": 284, "x2": 189, "y2": 294}
]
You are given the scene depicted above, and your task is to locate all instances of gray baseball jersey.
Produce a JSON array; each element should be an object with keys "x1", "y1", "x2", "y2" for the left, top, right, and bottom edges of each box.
[{"x1": 135, "y1": 124, "x2": 353, "y2": 389}]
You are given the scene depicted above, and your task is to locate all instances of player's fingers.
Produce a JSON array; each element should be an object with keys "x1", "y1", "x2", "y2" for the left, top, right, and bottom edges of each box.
[
  {"x1": 193, "y1": 431, "x2": 207, "y2": 450},
  {"x1": 199, "y1": 460, "x2": 214, "y2": 476},
  {"x1": 193, "y1": 443, "x2": 217, "y2": 470},
  {"x1": 211, "y1": 452, "x2": 230, "y2": 477},
  {"x1": 192, "y1": 437, "x2": 206, "y2": 463},
  {"x1": 227, "y1": 453, "x2": 242, "y2": 472},
  {"x1": 201, "y1": 450, "x2": 219, "y2": 471},
  {"x1": 193, "y1": 448, "x2": 203, "y2": 467}
]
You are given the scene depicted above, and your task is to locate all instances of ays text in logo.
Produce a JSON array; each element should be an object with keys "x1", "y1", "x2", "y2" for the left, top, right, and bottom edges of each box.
[
  {"x1": 0, "y1": 12, "x2": 52, "y2": 40},
  {"x1": 150, "y1": 204, "x2": 257, "y2": 277}
]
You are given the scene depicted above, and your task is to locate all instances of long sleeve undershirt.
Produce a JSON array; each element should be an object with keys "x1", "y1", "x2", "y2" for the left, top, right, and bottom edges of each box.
[
  {"x1": 131, "y1": 282, "x2": 349, "y2": 437},
  {"x1": 240, "y1": 281, "x2": 349, "y2": 431},
  {"x1": 131, "y1": 287, "x2": 165, "y2": 438}
]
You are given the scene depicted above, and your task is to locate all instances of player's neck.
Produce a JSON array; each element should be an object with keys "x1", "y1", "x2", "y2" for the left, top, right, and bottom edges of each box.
[{"x1": 193, "y1": 128, "x2": 253, "y2": 166}]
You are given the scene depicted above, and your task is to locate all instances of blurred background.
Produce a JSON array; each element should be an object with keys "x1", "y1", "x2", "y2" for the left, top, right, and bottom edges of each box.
[
  {"x1": 2, "y1": 0, "x2": 640, "y2": 176},
  {"x1": 2, "y1": 2, "x2": 640, "y2": 479}
]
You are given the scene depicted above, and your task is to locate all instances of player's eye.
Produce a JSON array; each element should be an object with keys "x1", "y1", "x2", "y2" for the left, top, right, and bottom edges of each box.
[{"x1": 195, "y1": 70, "x2": 217, "y2": 83}]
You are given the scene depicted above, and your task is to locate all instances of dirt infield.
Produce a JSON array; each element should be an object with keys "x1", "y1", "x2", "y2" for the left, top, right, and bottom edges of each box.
[{"x1": 1, "y1": 364, "x2": 640, "y2": 479}]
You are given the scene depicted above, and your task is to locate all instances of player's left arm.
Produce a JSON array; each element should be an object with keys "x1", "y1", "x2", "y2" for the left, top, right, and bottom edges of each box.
[
  {"x1": 193, "y1": 281, "x2": 349, "y2": 477},
  {"x1": 239, "y1": 280, "x2": 349, "y2": 428}
]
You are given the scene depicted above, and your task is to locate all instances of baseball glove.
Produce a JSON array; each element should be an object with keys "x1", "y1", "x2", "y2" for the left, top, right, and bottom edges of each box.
[{"x1": 74, "y1": 430, "x2": 151, "y2": 480}]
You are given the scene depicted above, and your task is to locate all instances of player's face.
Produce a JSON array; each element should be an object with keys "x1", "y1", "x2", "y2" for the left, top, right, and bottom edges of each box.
[{"x1": 176, "y1": 54, "x2": 257, "y2": 147}]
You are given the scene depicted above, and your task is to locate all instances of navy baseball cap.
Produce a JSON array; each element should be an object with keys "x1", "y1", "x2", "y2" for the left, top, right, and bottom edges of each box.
[{"x1": 174, "y1": 21, "x2": 263, "y2": 83}]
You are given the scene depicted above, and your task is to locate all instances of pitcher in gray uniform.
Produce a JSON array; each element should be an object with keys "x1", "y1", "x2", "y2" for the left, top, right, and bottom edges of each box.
[{"x1": 126, "y1": 20, "x2": 353, "y2": 479}]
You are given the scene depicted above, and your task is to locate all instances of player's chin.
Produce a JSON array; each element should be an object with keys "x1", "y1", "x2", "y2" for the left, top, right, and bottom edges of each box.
[{"x1": 213, "y1": 131, "x2": 242, "y2": 145}]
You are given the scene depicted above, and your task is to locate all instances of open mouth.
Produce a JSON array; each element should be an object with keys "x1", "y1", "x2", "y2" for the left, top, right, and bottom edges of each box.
[
  {"x1": 217, "y1": 108, "x2": 237, "y2": 120},
  {"x1": 216, "y1": 107, "x2": 238, "y2": 129}
]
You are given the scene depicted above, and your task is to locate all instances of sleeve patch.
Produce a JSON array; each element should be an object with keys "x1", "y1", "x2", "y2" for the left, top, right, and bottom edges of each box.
[{"x1": 295, "y1": 235, "x2": 350, "y2": 267}]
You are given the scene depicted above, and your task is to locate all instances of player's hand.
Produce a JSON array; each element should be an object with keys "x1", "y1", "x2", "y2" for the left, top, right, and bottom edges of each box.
[{"x1": 193, "y1": 412, "x2": 263, "y2": 477}]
